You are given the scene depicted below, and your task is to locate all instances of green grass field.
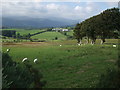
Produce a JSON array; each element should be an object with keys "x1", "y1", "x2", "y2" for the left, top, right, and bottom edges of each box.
[
  {"x1": 2, "y1": 39, "x2": 119, "y2": 88},
  {"x1": 31, "y1": 31, "x2": 67, "y2": 40},
  {"x1": 67, "y1": 30, "x2": 74, "y2": 36},
  {"x1": 1, "y1": 29, "x2": 47, "y2": 35},
  {"x1": 16, "y1": 29, "x2": 46, "y2": 35},
  {"x1": 1, "y1": 28, "x2": 119, "y2": 88}
]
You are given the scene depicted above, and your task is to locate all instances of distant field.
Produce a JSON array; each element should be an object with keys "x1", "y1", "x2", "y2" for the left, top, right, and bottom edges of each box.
[
  {"x1": 1, "y1": 28, "x2": 119, "y2": 88},
  {"x1": 1, "y1": 29, "x2": 47, "y2": 35},
  {"x1": 16, "y1": 29, "x2": 46, "y2": 35},
  {"x1": 67, "y1": 30, "x2": 74, "y2": 36},
  {"x1": 1, "y1": 29, "x2": 74, "y2": 41},
  {"x1": 2, "y1": 40, "x2": 119, "y2": 88},
  {"x1": 31, "y1": 31, "x2": 67, "y2": 40}
]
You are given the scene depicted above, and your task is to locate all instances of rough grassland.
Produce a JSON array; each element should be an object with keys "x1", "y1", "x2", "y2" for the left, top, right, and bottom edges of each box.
[
  {"x1": 2, "y1": 40, "x2": 119, "y2": 88},
  {"x1": 31, "y1": 31, "x2": 67, "y2": 40}
]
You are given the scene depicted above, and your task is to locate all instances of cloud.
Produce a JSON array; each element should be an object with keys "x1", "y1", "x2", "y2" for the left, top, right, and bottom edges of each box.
[
  {"x1": 74, "y1": 6, "x2": 82, "y2": 11},
  {"x1": 46, "y1": 3, "x2": 59, "y2": 10},
  {"x1": 106, "y1": 2, "x2": 118, "y2": 8},
  {"x1": 2, "y1": 0, "x2": 120, "y2": 2},
  {"x1": 1, "y1": 1, "x2": 118, "y2": 20},
  {"x1": 86, "y1": 6, "x2": 93, "y2": 12}
]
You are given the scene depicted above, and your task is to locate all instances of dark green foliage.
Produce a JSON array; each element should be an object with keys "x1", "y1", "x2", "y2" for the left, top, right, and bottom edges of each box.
[
  {"x1": 67, "y1": 36, "x2": 74, "y2": 40},
  {"x1": 22, "y1": 33, "x2": 31, "y2": 39},
  {"x1": 74, "y1": 8, "x2": 120, "y2": 44},
  {"x1": 1, "y1": 30, "x2": 16, "y2": 37},
  {"x1": 64, "y1": 32, "x2": 67, "y2": 35},
  {"x1": 16, "y1": 33, "x2": 21, "y2": 39},
  {"x1": 24, "y1": 63, "x2": 46, "y2": 88},
  {"x1": 73, "y1": 23, "x2": 85, "y2": 43},
  {"x1": 2, "y1": 53, "x2": 33, "y2": 88},
  {"x1": 96, "y1": 8, "x2": 120, "y2": 43},
  {"x1": 55, "y1": 37, "x2": 58, "y2": 40},
  {"x1": 2, "y1": 52, "x2": 45, "y2": 88}
]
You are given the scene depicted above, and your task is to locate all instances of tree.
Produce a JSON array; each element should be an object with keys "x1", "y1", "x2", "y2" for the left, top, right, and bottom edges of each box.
[
  {"x1": 2, "y1": 52, "x2": 33, "y2": 88},
  {"x1": 81, "y1": 16, "x2": 97, "y2": 44},
  {"x1": 2, "y1": 30, "x2": 16, "y2": 37},
  {"x1": 96, "y1": 8, "x2": 120, "y2": 44},
  {"x1": 73, "y1": 23, "x2": 85, "y2": 44},
  {"x1": 16, "y1": 33, "x2": 21, "y2": 39},
  {"x1": 55, "y1": 37, "x2": 58, "y2": 40},
  {"x1": 74, "y1": 8, "x2": 120, "y2": 44}
]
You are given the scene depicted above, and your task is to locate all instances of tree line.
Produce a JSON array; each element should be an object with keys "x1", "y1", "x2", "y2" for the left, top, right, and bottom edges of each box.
[{"x1": 74, "y1": 8, "x2": 120, "y2": 45}]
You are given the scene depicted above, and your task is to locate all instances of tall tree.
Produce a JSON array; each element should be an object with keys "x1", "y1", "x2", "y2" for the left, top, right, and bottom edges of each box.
[
  {"x1": 96, "y1": 8, "x2": 120, "y2": 44},
  {"x1": 81, "y1": 16, "x2": 97, "y2": 45},
  {"x1": 74, "y1": 8, "x2": 120, "y2": 44},
  {"x1": 73, "y1": 23, "x2": 85, "y2": 45}
]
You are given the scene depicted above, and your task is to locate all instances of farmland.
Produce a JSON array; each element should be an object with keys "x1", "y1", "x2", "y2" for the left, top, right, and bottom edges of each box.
[
  {"x1": 31, "y1": 31, "x2": 67, "y2": 40},
  {"x1": 2, "y1": 28, "x2": 119, "y2": 88},
  {"x1": 0, "y1": 28, "x2": 47, "y2": 35}
]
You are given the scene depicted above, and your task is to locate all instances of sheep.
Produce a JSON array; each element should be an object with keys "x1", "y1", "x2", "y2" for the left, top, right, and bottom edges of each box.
[
  {"x1": 34, "y1": 58, "x2": 38, "y2": 63},
  {"x1": 22, "y1": 58, "x2": 28, "y2": 62},
  {"x1": 78, "y1": 43, "x2": 80, "y2": 46},
  {"x1": 113, "y1": 45, "x2": 117, "y2": 48},
  {"x1": 60, "y1": 45, "x2": 62, "y2": 46},
  {"x1": 6, "y1": 49, "x2": 10, "y2": 53}
]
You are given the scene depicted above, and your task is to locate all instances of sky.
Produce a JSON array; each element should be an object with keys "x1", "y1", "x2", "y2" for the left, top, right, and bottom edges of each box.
[{"x1": 1, "y1": 0, "x2": 119, "y2": 20}]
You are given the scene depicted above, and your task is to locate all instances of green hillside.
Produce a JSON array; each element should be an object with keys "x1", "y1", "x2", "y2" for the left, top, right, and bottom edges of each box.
[{"x1": 31, "y1": 31, "x2": 67, "y2": 40}]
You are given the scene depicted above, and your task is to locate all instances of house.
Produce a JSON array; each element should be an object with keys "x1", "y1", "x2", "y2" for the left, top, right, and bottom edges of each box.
[
  {"x1": 62, "y1": 29, "x2": 68, "y2": 31},
  {"x1": 52, "y1": 28, "x2": 69, "y2": 32}
]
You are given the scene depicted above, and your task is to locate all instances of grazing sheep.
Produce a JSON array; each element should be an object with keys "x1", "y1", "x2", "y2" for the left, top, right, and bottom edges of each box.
[
  {"x1": 60, "y1": 45, "x2": 62, "y2": 46},
  {"x1": 113, "y1": 45, "x2": 117, "y2": 48},
  {"x1": 78, "y1": 43, "x2": 80, "y2": 46},
  {"x1": 34, "y1": 58, "x2": 38, "y2": 63},
  {"x1": 22, "y1": 58, "x2": 28, "y2": 62},
  {"x1": 6, "y1": 49, "x2": 10, "y2": 53}
]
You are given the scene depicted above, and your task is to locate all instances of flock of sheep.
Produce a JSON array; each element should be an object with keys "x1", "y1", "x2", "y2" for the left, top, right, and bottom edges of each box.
[
  {"x1": 6, "y1": 44, "x2": 117, "y2": 63},
  {"x1": 22, "y1": 58, "x2": 38, "y2": 63},
  {"x1": 59, "y1": 44, "x2": 117, "y2": 47},
  {"x1": 6, "y1": 49, "x2": 38, "y2": 63}
]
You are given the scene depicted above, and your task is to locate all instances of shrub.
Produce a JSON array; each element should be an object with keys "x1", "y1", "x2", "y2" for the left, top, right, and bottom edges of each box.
[
  {"x1": 2, "y1": 53, "x2": 33, "y2": 88},
  {"x1": 55, "y1": 37, "x2": 58, "y2": 40},
  {"x1": 2, "y1": 52, "x2": 46, "y2": 88}
]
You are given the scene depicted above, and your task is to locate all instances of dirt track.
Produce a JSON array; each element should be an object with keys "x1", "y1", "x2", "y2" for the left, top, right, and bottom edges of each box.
[{"x1": 2, "y1": 42, "x2": 50, "y2": 47}]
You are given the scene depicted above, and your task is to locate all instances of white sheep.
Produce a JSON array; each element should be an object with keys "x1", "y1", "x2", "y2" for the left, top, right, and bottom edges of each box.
[
  {"x1": 78, "y1": 44, "x2": 81, "y2": 46},
  {"x1": 6, "y1": 49, "x2": 10, "y2": 53},
  {"x1": 60, "y1": 45, "x2": 62, "y2": 46},
  {"x1": 22, "y1": 58, "x2": 28, "y2": 62},
  {"x1": 113, "y1": 45, "x2": 117, "y2": 48},
  {"x1": 34, "y1": 58, "x2": 38, "y2": 63}
]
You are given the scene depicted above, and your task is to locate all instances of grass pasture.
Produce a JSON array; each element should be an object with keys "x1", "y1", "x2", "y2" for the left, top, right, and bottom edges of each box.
[
  {"x1": 17, "y1": 29, "x2": 45, "y2": 35},
  {"x1": 2, "y1": 39, "x2": 119, "y2": 88},
  {"x1": 1, "y1": 29, "x2": 47, "y2": 35},
  {"x1": 31, "y1": 31, "x2": 67, "y2": 40},
  {"x1": 66, "y1": 30, "x2": 74, "y2": 36}
]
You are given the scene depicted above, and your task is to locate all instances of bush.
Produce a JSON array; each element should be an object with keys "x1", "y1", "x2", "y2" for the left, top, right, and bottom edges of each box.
[
  {"x1": 2, "y1": 52, "x2": 46, "y2": 88},
  {"x1": 2, "y1": 53, "x2": 33, "y2": 88},
  {"x1": 55, "y1": 37, "x2": 58, "y2": 40}
]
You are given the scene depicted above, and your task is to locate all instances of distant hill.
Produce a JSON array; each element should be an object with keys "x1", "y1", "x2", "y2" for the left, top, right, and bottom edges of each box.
[{"x1": 2, "y1": 16, "x2": 79, "y2": 28}]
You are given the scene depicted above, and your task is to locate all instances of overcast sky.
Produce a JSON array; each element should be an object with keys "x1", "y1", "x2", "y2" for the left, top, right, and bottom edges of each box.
[{"x1": 2, "y1": 0, "x2": 119, "y2": 20}]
